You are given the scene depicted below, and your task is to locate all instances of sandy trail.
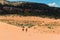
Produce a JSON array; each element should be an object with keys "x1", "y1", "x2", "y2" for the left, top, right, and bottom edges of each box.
[{"x1": 0, "y1": 22, "x2": 60, "y2": 40}]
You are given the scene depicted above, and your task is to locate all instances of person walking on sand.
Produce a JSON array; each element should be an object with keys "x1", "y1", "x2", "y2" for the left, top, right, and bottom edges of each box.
[
  {"x1": 26, "y1": 28, "x2": 28, "y2": 32},
  {"x1": 22, "y1": 26, "x2": 25, "y2": 31}
]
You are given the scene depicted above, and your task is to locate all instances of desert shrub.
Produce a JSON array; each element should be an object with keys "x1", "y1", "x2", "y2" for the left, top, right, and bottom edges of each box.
[
  {"x1": 47, "y1": 26, "x2": 53, "y2": 29},
  {"x1": 45, "y1": 24, "x2": 53, "y2": 29}
]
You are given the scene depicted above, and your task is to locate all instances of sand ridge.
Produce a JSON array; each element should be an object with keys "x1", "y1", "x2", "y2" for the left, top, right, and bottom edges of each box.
[{"x1": 0, "y1": 22, "x2": 60, "y2": 40}]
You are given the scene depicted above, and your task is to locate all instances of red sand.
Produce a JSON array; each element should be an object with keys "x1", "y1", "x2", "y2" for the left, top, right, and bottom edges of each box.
[{"x1": 0, "y1": 22, "x2": 60, "y2": 40}]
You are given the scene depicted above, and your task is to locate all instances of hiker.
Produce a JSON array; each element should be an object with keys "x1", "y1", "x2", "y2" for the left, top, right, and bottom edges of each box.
[
  {"x1": 22, "y1": 26, "x2": 25, "y2": 31},
  {"x1": 26, "y1": 28, "x2": 28, "y2": 32}
]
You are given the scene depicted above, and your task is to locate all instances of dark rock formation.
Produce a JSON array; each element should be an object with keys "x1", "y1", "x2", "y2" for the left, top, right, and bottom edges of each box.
[{"x1": 0, "y1": 2, "x2": 60, "y2": 18}]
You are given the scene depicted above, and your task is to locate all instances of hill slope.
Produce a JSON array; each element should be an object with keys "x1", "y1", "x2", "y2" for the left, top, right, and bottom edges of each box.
[
  {"x1": 0, "y1": 20, "x2": 60, "y2": 40},
  {"x1": 0, "y1": 2, "x2": 60, "y2": 18}
]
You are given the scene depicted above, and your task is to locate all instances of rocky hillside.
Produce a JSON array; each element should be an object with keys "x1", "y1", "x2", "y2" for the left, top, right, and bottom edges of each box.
[{"x1": 0, "y1": 2, "x2": 60, "y2": 18}]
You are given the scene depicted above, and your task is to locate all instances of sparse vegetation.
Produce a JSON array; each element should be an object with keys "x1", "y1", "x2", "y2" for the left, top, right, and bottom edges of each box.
[
  {"x1": 48, "y1": 26, "x2": 53, "y2": 29},
  {"x1": 0, "y1": 18, "x2": 34, "y2": 28},
  {"x1": 0, "y1": 15, "x2": 60, "y2": 29}
]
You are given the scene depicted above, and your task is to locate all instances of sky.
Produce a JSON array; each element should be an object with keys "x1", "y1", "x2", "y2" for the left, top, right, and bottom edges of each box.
[{"x1": 8, "y1": 0, "x2": 60, "y2": 7}]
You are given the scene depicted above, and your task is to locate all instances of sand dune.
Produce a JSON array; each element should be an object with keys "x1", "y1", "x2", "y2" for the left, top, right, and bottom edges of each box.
[{"x1": 0, "y1": 22, "x2": 60, "y2": 40}]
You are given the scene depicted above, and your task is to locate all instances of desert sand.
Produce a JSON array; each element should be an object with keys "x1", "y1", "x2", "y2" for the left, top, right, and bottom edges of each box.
[{"x1": 0, "y1": 22, "x2": 60, "y2": 40}]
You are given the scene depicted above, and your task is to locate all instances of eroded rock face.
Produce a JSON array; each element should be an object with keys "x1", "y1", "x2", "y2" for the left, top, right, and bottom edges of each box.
[{"x1": 0, "y1": 2, "x2": 60, "y2": 18}]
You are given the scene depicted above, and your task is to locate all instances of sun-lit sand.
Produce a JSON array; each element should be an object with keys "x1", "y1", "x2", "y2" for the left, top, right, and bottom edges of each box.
[
  {"x1": 0, "y1": 22, "x2": 60, "y2": 40},
  {"x1": 0, "y1": 15, "x2": 60, "y2": 40},
  {"x1": 0, "y1": 15, "x2": 60, "y2": 33}
]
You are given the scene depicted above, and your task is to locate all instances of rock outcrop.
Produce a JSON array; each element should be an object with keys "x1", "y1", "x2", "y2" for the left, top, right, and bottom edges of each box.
[{"x1": 0, "y1": 1, "x2": 60, "y2": 18}]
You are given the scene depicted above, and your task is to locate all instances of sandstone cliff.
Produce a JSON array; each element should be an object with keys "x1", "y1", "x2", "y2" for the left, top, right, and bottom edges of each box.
[{"x1": 0, "y1": 1, "x2": 60, "y2": 18}]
